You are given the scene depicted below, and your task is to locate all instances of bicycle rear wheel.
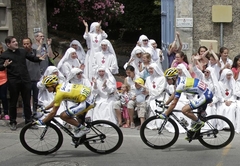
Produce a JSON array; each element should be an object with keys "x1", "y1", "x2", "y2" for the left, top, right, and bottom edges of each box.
[
  {"x1": 198, "y1": 115, "x2": 235, "y2": 149},
  {"x1": 140, "y1": 116, "x2": 179, "y2": 149},
  {"x1": 84, "y1": 120, "x2": 123, "y2": 154},
  {"x1": 19, "y1": 122, "x2": 63, "y2": 155}
]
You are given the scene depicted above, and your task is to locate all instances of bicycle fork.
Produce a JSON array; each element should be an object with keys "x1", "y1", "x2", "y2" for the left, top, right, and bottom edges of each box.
[
  {"x1": 158, "y1": 118, "x2": 168, "y2": 134},
  {"x1": 40, "y1": 126, "x2": 49, "y2": 141}
]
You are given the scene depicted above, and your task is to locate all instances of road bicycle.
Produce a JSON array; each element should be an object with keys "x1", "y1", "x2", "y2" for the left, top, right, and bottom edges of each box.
[
  {"x1": 19, "y1": 107, "x2": 123, "y2": 155},
  {"x1": 140, "y1": 100, "x2": 235, "y2": 149}
]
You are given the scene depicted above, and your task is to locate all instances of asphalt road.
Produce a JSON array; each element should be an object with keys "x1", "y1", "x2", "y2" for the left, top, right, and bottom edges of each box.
[{"x1": 0, "y1": 118, "x2": 240, "y2": 166}]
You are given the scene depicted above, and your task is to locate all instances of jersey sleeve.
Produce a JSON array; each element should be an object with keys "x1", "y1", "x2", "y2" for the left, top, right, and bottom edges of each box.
[
  {"x1": 175, "y1": 90, "x2": 182, "y2": 98},
  {"x1": 54, "y1": 92, "x2": 63, "y2": 107}
]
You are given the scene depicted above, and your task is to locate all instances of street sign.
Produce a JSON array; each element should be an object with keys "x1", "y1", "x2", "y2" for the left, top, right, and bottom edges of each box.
[{"x1": 176, "y1": 18, "x2": 193, "y2": 28}]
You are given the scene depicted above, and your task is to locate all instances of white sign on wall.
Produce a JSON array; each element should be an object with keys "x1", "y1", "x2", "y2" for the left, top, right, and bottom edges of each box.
[{"x1": 176, "y1": 18, "x2": 193, "y2": 28}]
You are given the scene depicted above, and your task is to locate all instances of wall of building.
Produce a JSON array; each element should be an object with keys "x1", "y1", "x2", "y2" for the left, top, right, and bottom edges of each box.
[
  {"x1": 26, "y1": 0, "x2": 48, "y2": 41},
  {"x1": 10, "y1": 0, "x2": 47, "y2": 44},
  {"x1": 11, "y1": 0, "x2": 28, "y2": 44},
  {"x1": 193, "y1": 0, "x2": 239, "y2": 58},
  {"x1": 175, "y1": 0, "x2": 193, "y2": 58}
]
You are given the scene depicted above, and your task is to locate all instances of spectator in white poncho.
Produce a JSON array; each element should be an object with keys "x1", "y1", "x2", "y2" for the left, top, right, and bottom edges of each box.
[
  {"x1": 217, "y1": 69, "x2": 237, "y2": 130},
  {"x1": 57, "y1": 48, "x2": 81, "y2": 78},
  {"x1": 91, "y1": 66, "x2": 117, "y2": 124},
  {"x1": 69, "y1": 40, "x2": 86, "y2": 64},
  {"x1": 83, "y1": 20, "x2": 108, "y2": 80},
  {"x1": 149, "y1": 39, "x2": 164, "y2": 70},
  {"x1": 93, "y1": 39, "x2": 119, "y2": 75},
  {"x1": 123, "y1": 47, "x2": 143, "y2": 76},
  {"x1": 37, "y1": 66, "x2": 66, "y2": 124},
  {"x1": 234, "y1": 71, "x2": 240, "y2": 133},
  {"x1": 144, "y1": 63, "x2": 166, "y2": 130}
]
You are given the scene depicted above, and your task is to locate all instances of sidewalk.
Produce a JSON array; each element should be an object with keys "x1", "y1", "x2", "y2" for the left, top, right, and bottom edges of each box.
[{"x1": 0, "y1": 108, "x2": 25, "y2": 133}]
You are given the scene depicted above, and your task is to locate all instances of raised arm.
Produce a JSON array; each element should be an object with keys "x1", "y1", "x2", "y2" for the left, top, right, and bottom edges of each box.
[
  {"x1": 83, "y1": 20, "x2": 89, "y2": 34},
  {"x1": 168, "y1": 39, "x2": 177, "y2": 55},
  {"x1": 176, "y1": 32, "x2": 182, "y2": 51},
  {"x1": 210, "y1": 50, "x2": 221, "y2": 67}
]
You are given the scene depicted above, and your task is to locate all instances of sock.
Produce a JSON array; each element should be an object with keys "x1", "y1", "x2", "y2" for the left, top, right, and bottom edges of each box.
[
  {"x1": 77, "y1": 124, "x2": 82, "y2": 128},
  {"x1": 196, "y1": 118, "x2": 201, "y2": 123}
]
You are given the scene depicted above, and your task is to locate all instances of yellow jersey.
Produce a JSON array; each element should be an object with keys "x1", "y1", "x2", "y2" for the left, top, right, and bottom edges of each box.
[{"x1": 54, "y1": 82, "x2": 91, "y2": 107}]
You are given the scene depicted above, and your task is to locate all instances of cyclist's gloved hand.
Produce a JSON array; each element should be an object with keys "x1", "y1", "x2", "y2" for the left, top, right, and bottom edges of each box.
[
  {"x1": 33, "y1": 119, "x2": 45, "y2": 125},
  {"x1": 37, "y1": 106, "x2": 45, "y2": 112}
]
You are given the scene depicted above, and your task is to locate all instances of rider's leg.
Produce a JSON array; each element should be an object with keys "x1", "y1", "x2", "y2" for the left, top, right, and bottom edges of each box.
[
  {"x1": 60, "y1": 112, "x2": 79, "y2": 126},
  {"x1": 60, "y1": 101, "x2": 88, "y2": 127},
  {"x1": 182, "y1": 105, "x2": 198, "y2": 121}
]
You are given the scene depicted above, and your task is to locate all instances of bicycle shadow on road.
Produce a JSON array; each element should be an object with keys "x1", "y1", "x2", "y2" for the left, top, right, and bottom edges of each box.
[
  {"x1": 162, "y1": 144, "x2": 234, "y2": 152},
  {"x1": 34, "y1": 149, "x2": 121, "y2": 158}
]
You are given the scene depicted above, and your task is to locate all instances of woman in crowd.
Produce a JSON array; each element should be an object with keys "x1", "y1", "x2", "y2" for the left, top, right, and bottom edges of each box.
[
  {"x1": 172, "y1": 64, "x2": 193, "y2": 133},
  {"x1": 69, "y1": 40, "x2": 86, "y2": 65},
  {"x1": 207, "y1": 48, "x2": 221, "y2": 80},
  {"x1": 57, "y1": 48, "x2": 81, "y2": 78},
  {"x1": 93, "y1": 39, "x2": 119, "y2": 75},
  {"x1": 234, "y1": 71, "x2": 240, "y2": 133},
  {"x1": 92, "y1": 66, "x2": 117, "y2": 124},
  {"x1": 217, "y1": 69, "x2": 237, "y2": 130},
  {"x1": 144, "y1": 63, "x2": 166, "y2": 130},
  {"x1": 193, "y1": 58, "x2": 222, "y2": 128},
  {"x1": 83, "y1": 20, "x2": 108, "y2": 80},
  {"x1": 149, "y1": 39, "x2": 164, "y2": 70},
  {"x1": 171, "y1": 51, "x2": 189, "y2": 69},
  {"x1": 231, "y1": 55, "x2": 240, "y2": 80},
  {"x1": 0, "y1": 43, "x2": 9, "y2": 120},
  {"x1": 124, "y1": 47, "x2": 143, "y2": 76},
  {"x1": 219, "y1": 47, "x2": 233, "y2": 73},
  {"x1": 137, "y1": 35, "x2": 154, "y2": 57},
  {"x1": 37, "y1": 66, "x2": 65, "y2": 124},
  {"x1": 167, "y1": 32, "x2": 182, "y2": 67}
]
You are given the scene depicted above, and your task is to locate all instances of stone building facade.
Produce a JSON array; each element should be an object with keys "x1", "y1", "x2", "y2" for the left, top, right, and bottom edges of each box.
[
  {"x1": 0, "y1": 0, "x2": 47, "y2": 45},
  {"x1": 175, "y1": 0, "x2": 240, "y2": 59},
  {"x1": 193, "y1": 0, "x2": 240, "y2": 58},
  {"x1": 1, "y1": 0, "x2": 240, "y2": 59}
]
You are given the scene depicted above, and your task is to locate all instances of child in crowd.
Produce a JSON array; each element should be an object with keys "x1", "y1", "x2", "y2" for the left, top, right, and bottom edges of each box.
[
  {"x1": 115, "y1": 83, "x2": 132, "y2": 128},
  {"x1": 133, "y1": 78, "x2": 147, "y2": 130},
  {"x1": 139, "y1": 53, "x2": 151, "y2": 80}
]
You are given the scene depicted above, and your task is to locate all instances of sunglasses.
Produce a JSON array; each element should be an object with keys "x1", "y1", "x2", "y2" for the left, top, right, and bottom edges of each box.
[
  {"x1": 76, "y1": 72, "x2": 83, "y2": 75},
  {"x1": 143, "y1": 40, "x2": 148, "y2": 42}
]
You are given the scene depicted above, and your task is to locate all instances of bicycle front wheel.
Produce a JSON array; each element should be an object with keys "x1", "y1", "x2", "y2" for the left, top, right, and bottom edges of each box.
[
  {"x1": 140, "y1": 116, "x2": 179, "y2": 149},
  {"x1": 198, "y1": 115, "x2": 235, "y2": 149},
  {"x1": 19, "y1": 122, "x2": 63, "y2": 155},
  {"x1": 84, "y1": 120, "x2": 123, "y2": 154}
]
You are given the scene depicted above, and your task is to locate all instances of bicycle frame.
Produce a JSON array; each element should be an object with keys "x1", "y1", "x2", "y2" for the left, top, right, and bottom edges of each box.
[{"x1": 49, "y1": 117, "x2": 75, "y2": 137}]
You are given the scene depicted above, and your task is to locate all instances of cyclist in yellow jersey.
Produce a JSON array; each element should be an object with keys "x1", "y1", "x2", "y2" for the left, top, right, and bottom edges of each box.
[
  {"x1": 160, "y1": 68, "x2": 213, "y2": 133},
  {"x1": 34, "y1": 75, "x2": 94, "y2": 137}
]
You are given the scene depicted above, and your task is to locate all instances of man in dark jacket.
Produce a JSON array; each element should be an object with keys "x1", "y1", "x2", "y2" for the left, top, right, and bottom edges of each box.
[{"x1": 0, "y1": 36, "x2": 43, "y2": 130}]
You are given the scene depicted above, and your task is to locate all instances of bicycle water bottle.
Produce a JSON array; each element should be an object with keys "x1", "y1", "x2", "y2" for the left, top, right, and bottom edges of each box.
[{"x1": 180, "y1": 117, "x2": 189, "y2": 126}]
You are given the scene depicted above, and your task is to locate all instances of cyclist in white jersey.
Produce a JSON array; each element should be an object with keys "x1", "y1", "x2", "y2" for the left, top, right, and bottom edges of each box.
[{"x1": 160, "y1": 68, "x2": 213, "y2": 132}]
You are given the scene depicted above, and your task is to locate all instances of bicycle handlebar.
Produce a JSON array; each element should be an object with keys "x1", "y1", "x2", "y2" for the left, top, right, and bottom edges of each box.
[{"x1": 155, "y1": 99, "x2": 169, "y2": 109}]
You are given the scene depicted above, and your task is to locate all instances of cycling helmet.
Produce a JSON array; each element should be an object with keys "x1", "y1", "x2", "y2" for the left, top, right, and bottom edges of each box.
[
  {"x1": 42, "y1": 75, "x2": 58, "y2": 86},
  {"x1": 164, "y1": 68, "x2": 178, "y2": 78}
]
